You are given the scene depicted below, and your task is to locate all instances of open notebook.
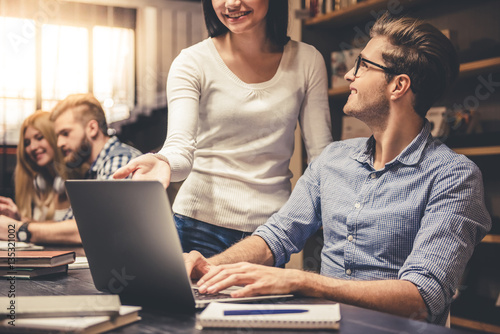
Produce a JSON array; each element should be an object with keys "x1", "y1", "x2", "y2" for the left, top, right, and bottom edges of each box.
[
  {"x1": 66, "y1": 180, "x2": 292, "y2": 311},
  {"x1": 197, "y1": 302, "x2": 341, "y2": 330}
]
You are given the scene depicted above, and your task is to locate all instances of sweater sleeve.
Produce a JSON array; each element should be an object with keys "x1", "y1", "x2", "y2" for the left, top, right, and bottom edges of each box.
[
  {"x1": 157, "y1": 50, "x2": 201, "y2": 182},
  {"x1": 299, "y1": 46, "x2": 333, "y2": 163}
]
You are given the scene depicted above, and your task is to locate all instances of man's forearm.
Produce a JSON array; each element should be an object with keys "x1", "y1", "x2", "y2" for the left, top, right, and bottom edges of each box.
[
  {"x1": 296, "y1": 271, "x2": 428, "y2": 320},
  {"x1": 29, "y1": 219, "x2": 82, "y2": 245},
  {"x1": 210, "y1": 235, "x2": 274, "y2": 266}
]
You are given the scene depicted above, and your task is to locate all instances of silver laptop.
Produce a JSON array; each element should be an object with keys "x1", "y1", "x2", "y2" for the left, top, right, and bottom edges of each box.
[{"x1": 65, "y1": 180, "x2": 292, "y2": 311}]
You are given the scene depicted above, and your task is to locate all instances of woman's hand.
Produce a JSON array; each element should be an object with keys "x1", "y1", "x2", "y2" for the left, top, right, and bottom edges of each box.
[
  {"x1": 113, "y1": 154, "x2": 171, "y2": 188},
  {"x1": 0, "y1": 196, "x2": 20, "y2": 220},
  {"x1": 0, "y1": 215, "x2": 20, "y2": 240}
]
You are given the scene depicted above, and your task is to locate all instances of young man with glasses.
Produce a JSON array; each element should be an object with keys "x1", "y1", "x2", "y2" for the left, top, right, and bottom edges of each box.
[{"x1": 183, "y1": 13, "x2": 491, "y2": 325}]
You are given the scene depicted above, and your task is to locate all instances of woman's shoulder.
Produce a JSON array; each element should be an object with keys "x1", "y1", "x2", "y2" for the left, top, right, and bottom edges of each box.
[
  {"x1": 171, "y1": 38, "x2": 214, "y2": 72},
  {"x1": 178, "y1": 38, "x2": 212, "y2": 57},
  {"x1": 284, "y1": 40, "x2": 323, "y2": 68},
  {"x1": 286, "y1": 39, "x2": 321, "y2": 56}
]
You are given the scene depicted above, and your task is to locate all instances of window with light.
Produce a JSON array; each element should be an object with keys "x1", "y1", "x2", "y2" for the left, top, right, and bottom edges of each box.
[{"x1": 0, "y1": 4, "x2": 136, "y2": 145}]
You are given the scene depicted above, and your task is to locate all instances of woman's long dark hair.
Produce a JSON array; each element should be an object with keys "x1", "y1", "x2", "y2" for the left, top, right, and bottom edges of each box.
[{"x1": 201, "y1": 0, "x2": 290, "y2": 46}]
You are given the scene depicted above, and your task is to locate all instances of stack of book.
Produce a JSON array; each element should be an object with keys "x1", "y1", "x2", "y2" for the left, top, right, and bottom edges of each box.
[
  {"x1": 0, "y1": 250, "x2": 76, "y2": 279},
  {"x1": 0, "y1": 295, "x2": 141, "y2": 333}
]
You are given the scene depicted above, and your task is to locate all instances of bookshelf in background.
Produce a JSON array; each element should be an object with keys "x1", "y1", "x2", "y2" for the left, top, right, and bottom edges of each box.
[{"x1": 304, "y1": 0, "x2": 356, "y2": 18}]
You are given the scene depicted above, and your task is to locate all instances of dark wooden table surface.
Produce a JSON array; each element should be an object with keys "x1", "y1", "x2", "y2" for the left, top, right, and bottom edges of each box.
[{"x1": 0, "y1": 247, "x2": 474, "y2": 334}]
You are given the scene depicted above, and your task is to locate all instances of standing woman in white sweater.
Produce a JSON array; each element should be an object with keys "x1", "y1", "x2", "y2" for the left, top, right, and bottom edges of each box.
[{"x1": 114, "y1": 0, "x2": 333, "y2": 257}]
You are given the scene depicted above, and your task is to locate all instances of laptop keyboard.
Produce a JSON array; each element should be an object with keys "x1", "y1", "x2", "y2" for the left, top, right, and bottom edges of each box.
[{"x1": 193, "y1": 288, "x2": 232, "y2": 300}]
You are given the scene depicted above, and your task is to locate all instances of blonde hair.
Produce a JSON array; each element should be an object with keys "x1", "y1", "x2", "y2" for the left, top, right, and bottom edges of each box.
[
  {"x1": 50, "y1": 93, "x2": 108, "y2": 135},
  {"x1": 15, "y1": 111, "x2": 66, "y2": 220}
]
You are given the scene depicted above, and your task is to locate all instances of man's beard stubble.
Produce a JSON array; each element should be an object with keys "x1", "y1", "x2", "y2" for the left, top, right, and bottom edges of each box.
[
  {"x1": 344, "y1": 86, "x2": 390, "y2": 130},
  {"x1": 65, "y1": 136, "x2": 92, "y2": 169}
]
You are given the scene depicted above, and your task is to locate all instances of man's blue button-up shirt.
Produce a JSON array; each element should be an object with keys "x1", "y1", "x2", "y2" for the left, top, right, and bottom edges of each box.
[{"x1": 254, "y1": 121, "x2": 491, "y2": 325}]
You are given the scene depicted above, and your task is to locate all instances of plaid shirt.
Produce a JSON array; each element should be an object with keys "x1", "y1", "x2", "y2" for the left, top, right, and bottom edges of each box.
[
  {"x1": 62, "y1": 136, "x2": 141, "y2": 220},
  {"x1": 254, "y1": 121, "x2": 491, "y2": 325},
  {"x1": 85, "y1": 136, "x2": 141, "y2": 180}
]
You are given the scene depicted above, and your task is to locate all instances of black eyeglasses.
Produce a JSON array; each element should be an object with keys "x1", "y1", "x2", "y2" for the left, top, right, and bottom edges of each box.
[{"x1": 353, "y1": 54, "x2": 396, "y2": 76}]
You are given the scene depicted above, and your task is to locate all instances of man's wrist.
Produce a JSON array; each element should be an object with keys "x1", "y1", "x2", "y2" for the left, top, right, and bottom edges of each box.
[
  {"x1": 291, "y1": 270, "x2": 330, "y2": 298},
  {"x1": 16, "y1": 221, "x2": 32, "y2": 243},
  {"x1": 289, "y1": 269, "x2": 308, "y2": 294}
]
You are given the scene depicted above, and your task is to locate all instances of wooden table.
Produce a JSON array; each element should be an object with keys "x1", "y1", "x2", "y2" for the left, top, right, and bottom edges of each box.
[{"x1": 0, "y1": 248, "x2": 473, "y2": 333}]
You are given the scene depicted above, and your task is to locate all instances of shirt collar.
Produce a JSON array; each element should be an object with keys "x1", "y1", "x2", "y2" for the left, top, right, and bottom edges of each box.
[
  {"x1": 89, "y1": 136, "x2": 119, "y2": 173},
  {"x1": 353, "y1": 119, "x2": 432, "y2": 168}
]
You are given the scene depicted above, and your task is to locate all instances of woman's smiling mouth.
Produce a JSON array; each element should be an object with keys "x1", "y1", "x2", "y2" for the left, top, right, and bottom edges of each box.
[{"x1": 225, "y1": 11, "x2": 251, "y2": 19}]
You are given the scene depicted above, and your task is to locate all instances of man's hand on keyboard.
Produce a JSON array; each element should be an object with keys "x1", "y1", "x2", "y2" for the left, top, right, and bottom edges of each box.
[
  {"x1": 196, "y1": 262, "x2": 300, "y2": 298},
  {"x1": 184, "y1": 250, "x2": 213, "y2": 280}
]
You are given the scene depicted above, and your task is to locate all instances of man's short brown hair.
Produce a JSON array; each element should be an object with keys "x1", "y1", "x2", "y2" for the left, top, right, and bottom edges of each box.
[
  {"x1": 50, "y1": 93, "x2": 108, "y2": 134},
  {"x1": 371, "y1": 12, "x2": 459, "y2": 117}
]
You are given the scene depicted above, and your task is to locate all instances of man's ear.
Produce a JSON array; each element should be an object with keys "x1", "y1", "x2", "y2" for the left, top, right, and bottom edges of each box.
[
  {"x1": 389, "y1": 74, "x2": 412, "y2": 101},
  {"x1": 85, "y1": 120, "x2": 99, "y2": 139}
]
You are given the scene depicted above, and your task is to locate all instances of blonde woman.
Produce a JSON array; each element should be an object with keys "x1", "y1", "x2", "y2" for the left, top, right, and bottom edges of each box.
[{"x1": 0, "y1": 111, "x2": 74, "y2": 222}]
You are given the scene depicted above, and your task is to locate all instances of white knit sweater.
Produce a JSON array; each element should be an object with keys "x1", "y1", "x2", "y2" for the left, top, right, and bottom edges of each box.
[{"x1": 158, "y1": 38, "x2": 332, "y2": 232}]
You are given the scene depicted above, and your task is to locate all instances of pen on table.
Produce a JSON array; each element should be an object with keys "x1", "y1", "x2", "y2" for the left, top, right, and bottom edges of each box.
[{"x1": 223, "y1": 309, "x2": 308, "y2": 316}]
